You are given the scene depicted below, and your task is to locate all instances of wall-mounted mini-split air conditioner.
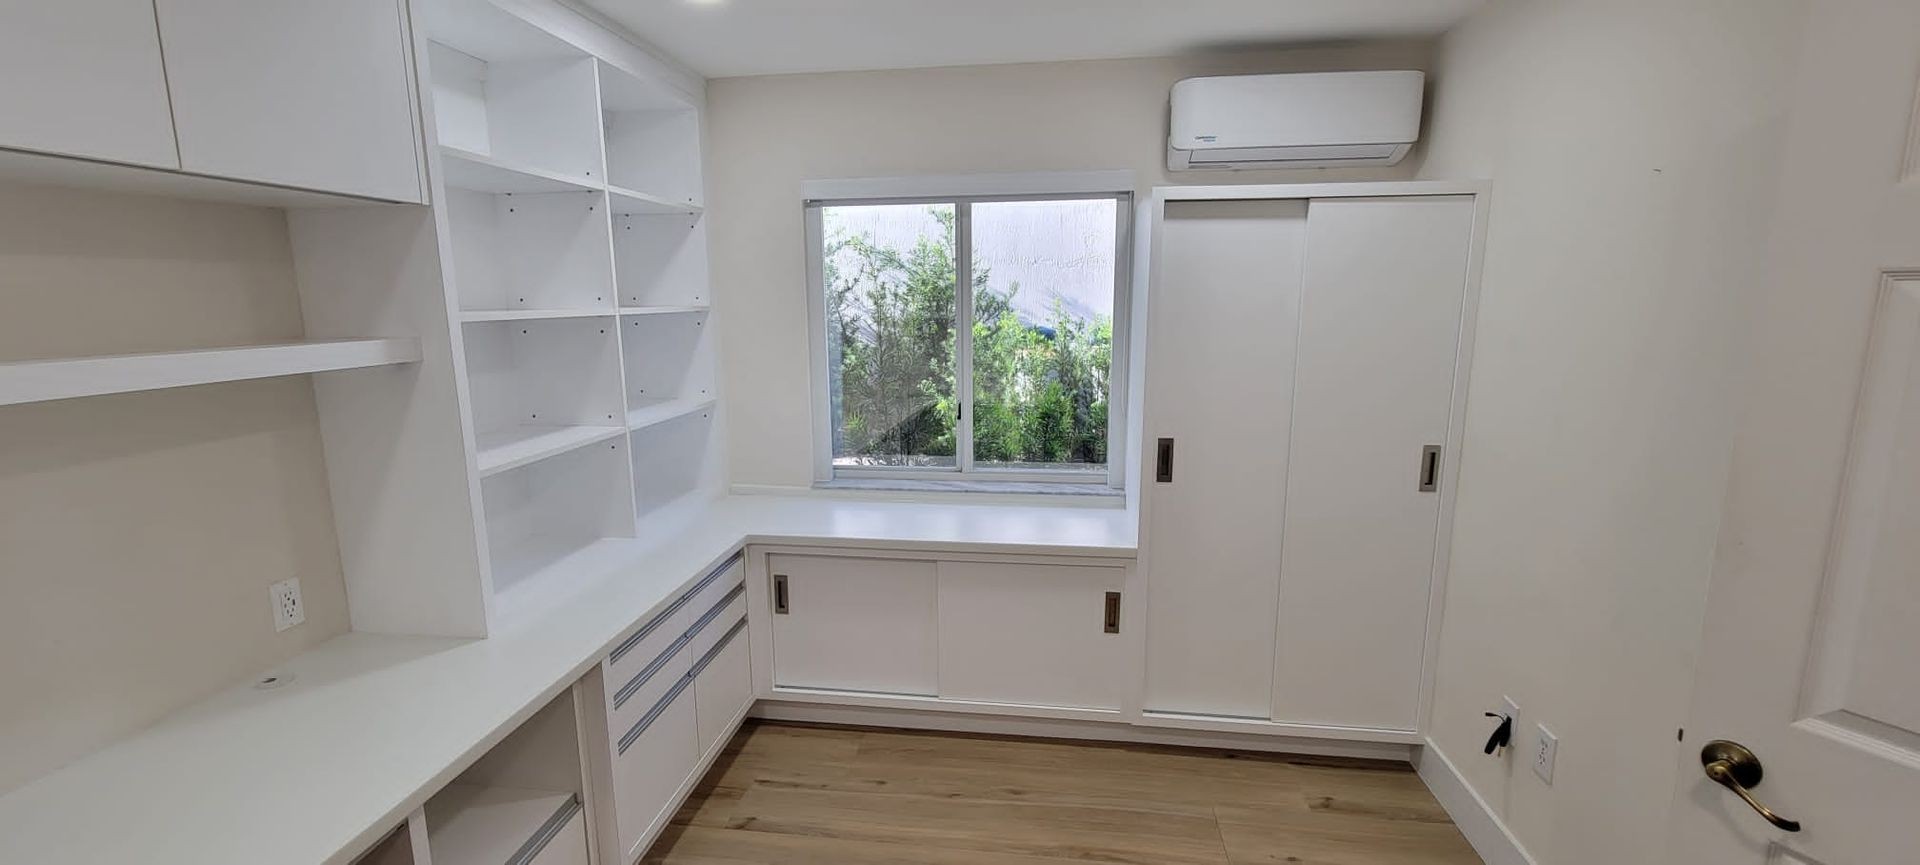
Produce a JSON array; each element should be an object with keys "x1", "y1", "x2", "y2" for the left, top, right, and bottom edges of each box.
[{"x1": 1168, "y1": 70, "x2": 1426, "y2": 171}]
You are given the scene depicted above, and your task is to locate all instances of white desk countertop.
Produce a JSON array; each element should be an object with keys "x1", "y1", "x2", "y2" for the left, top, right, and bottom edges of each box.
[{"x1": 0, "y1": 495, "x2": 1136, "y2": 865}]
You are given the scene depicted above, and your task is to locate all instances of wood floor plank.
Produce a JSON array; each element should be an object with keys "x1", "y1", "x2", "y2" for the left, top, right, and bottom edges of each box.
[{"x1": 642, "y1": 721, "x2": 1479, "y2": 865}]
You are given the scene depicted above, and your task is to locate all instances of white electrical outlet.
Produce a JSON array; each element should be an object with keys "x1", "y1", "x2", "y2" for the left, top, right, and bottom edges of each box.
[
  {"x1": 1533, "y1": 723, "x2": 1558, "y2": 784},
  {"x1": 270, "y1": 578, "x2": 305, "y2": 632}
]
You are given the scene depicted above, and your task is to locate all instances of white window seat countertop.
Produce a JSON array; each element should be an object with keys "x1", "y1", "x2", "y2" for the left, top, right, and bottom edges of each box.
[{"x1": 0, "y1": 495, "x2": 1136, "y2": 865}]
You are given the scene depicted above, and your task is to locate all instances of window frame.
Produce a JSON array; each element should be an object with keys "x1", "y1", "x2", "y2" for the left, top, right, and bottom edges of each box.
[{"x1": 804, "y1": 174, "x2": 1135, "y2": 489}]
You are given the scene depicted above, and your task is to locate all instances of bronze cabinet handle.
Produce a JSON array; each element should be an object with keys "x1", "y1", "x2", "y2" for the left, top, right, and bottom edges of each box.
[{"x1": 1700, "y1": 740, "x2": 1801, "y2": 833}]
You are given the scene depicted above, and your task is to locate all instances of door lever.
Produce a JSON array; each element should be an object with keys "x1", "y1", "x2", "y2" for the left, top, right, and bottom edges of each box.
[{"x1": 1700, "y1": 740, "x2": 1800, "y2": 832}]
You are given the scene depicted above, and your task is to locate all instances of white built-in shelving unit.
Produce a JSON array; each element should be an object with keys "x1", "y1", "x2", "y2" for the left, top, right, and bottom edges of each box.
[{"x1": 420, "y1": 0, "x2": 723, "y2": 622}]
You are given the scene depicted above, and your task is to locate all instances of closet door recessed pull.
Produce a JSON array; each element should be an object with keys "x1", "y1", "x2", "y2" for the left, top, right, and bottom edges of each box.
[
  {"x1": 1419, "y1": 444, "x2": 1442, "y2": 492},
  {"x1": 1103, "y1": 591, "x2": 1122, "y2": 634},
  {"x1": 773, "y1": 574, "x2": 789, "y2": 614},
  {"x1": 1156, "y1": 438, "x2": 1175, "y2": 483}
]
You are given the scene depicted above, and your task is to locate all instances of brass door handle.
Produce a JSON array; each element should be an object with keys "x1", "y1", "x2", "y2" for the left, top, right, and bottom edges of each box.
[{"x1": 1700, "y1": 740, "x2": 1801, "y2": 832}]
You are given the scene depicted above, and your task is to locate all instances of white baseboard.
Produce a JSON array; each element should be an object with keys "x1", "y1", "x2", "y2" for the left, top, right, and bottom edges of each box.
[
  {"x1": 751, "y1": 700, "x2": 1413, "y2": 762},
  {"x1": 1415, "y1": 739, "x2": 1538, "y2": 865}
]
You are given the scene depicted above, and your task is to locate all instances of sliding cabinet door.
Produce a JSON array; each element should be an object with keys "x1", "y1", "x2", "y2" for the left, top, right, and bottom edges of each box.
[
  {"x1": 1270, "y1": 195, "x2": 1475, "y2": 730},
  {"x1": 1142, "y1": 200, "x2": 1306, "y2": 718}
]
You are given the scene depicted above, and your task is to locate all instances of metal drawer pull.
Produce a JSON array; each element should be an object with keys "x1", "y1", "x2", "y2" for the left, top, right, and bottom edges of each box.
[
  {"x1": 507, "y1": 794, "x2": 581, "y2": 865},
  {"x1": 690, "y1": 618, "x2": 747, "y2": 678},
  {"x1": 686, "y1": 584, "x2": 746, "y2": 639},
  {"x1": 618, "y1": 673, "x2": 695, "y2": 755},
  {"x1": 609, "y1": 551, "x2": 743, "y2": 663},
  {"x1": 612, "y1": 630, "x2": 692, "y2": 709}
]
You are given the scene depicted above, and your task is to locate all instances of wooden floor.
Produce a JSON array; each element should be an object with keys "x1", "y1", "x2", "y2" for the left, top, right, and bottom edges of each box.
[{"x1": 643, "y1": 721, "x2": 1481, "y2": 865}]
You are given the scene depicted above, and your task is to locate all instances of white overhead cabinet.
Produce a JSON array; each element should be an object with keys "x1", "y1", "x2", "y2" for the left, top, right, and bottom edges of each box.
[
  {"x1": 0, "y1": 0, "x2": 179, "y2": 169},
  {"x1": 1140, "y1": 187, "x2": 1480, "y2": 735},
  {"x1": 153, "y1": 0, "x2": 427, "y2": 202},
  {"x1": 0, "y1": 0, "x2": 426, "y2": 201}
]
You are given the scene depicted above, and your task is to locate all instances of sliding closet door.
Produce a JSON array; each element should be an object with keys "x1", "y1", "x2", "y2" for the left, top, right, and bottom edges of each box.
[
  {"x1": 1271, "y1": 195, "x2": 1474, "y2": 730},
  {"x1": 1143, "y1": 200, "x2": 1306, "y2": 718}
]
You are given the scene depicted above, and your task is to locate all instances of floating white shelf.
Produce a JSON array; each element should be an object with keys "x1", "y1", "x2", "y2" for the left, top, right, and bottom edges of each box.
[
  {"x1": 626, "y1": 397, "x2": 715, "y2": 432},
  {"x1": 607, "y1": 184, "x2": 702, "y2": 215},
  {"x1": 460, "y1": 308, "x2": 617, "y2": 323},
  {"x1": 427, "y1": 784, "x2": 578, "y2": 865},
  {"x1": 438, "y1": 145, "x2": 599, "y2": 195},
  {"x1": 0, "y1": 339, "x2": 421, "y2": 408},
  {"x1": 617, "y1": 305, "x2": 708, "y2": 316},
  {"x1": 476, "y1": 423, "x2": 626, "y2": 477}
]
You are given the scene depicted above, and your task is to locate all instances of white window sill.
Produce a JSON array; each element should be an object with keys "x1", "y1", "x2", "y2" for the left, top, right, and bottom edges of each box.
[{"x1": 815, "y1": 477, "x2": 1125, "y2": 502}]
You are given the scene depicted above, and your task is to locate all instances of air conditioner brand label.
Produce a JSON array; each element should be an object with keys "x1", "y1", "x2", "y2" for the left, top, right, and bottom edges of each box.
[{"x1": 1194, "y1": 135, "x2": 1217, "y2": 143}]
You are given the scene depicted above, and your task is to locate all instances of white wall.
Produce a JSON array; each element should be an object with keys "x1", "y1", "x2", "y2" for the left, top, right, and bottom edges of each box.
[
  {"x1": 0, "y1": 182, "x2": 350, "y2": 793},
  {"x1": 706, "y1": 44, "x2": 1434, "y2": 490},
  {"x1": 1414, "y1": 1, "x2": 1804, "y2": 862}
]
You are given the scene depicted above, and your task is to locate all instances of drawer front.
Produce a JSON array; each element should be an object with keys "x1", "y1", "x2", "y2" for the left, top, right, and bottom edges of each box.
[
  {"x1": 685, "y1": 557, "x2": 745, "y2": 626},
  {"x1": 524, "y1": 800, "x2": 589, "y2": 865},
  {"x1": 604, "y1": 553, "x2": 743, "y2": 695},
  {"x1": 612, "y1": 677, "x2": 697, "y2": 860},
  {"x1": 693, "y1": 621, "x2": 752, "y2": 756},
  {"x1": 686, "y1": 589, "x2": 746, "y2": 663},
  {"x1": 607, "y1": 641, "x2": 692, "y2": 747}
]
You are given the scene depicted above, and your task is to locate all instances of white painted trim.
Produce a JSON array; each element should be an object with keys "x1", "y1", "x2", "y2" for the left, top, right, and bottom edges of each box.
[
  {"x1": 1135, "y1": 710, "x2": 1423, "y2": 745},
  {"x1": 752, "y1": 701, "x2": 1415, "y2": 762},
  {"x1": 803, "y1": 169, "x2": 1136, "y2": 202},
  {"x1": 1157, "y1": 179, "x2": 1491, "y2": 202},
  {"x1": 730, "y1": 482, "x2": 1126, "y2": 509},
  {"x1": 1416, "y1": 740, "x2": 1538, "y2": 865}
]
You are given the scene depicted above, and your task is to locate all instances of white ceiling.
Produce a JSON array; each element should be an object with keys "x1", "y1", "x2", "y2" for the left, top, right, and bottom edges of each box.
[{"x1": 578, "y1": 0, "x2": 1484, "y2": 79}]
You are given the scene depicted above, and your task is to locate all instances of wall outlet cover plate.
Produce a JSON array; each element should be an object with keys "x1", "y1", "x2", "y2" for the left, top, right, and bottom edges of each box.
[
  {"x1": 1533, "y1": 723, "x2": 1558, "y2": 784},
  {"x1": 270, "y1": 578, "x2": 305, "y2": 632}
]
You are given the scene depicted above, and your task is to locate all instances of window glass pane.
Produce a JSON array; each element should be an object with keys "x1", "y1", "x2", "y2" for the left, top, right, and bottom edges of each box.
[
  {"x1": 822, "y1": 203, "x2": 958, "y2": 469},
  {"x1": 970, "y1": 198, "x2": 1116, "y2": 472}
]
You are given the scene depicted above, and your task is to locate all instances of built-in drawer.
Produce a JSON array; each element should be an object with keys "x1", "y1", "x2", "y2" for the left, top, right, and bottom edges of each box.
[
  {"x1": 603, "y1": 553, "x2": 743, "y2": 699},
  {"x1": 607, "y1": 637, "x2": 691, "y2": 746},
  {"x1": 687, "y1": 590, "x2": 745, "y2": 663}
]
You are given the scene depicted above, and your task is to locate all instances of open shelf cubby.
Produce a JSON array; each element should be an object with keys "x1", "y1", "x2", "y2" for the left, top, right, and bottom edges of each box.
[
  {"x1": 426, "y1": 690, "x2": 589, "y2": 864},
  {"x1": 463, "y1": 317, "x2": 625, "y2": 477},
  {"x1": 620, "y1": 309, "x2": 712, "y2": 416},
  {"x1": 629, "y1": 407, "x2": 719, "y2": 523},
  {"x1": 446, "y1": 186, "x2": 615, "y2": 315},
  {"x1": 599, "y1": 61, "x2": 702, "y2": 209},
  {"x1": 481, "y1": 435, "x2": 636, "y2": 596},
  {"x1": 614, "y1": 213, "x2": 709, "y2": 308},
  {"x1": 423, "y1": 0, "x2": 604, "y2": 189}
]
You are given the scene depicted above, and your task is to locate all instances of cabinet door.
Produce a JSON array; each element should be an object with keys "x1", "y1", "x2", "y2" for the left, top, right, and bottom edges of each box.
[
  {"x1": 611, "y1": 680, "x2": 695, "y2": 862},
  {"x1": 693, "y1": 625, "x2": 751, "y2": 754},
  {"x1": 0, "y1": 0, "x2": 178, "y2": 168},
  {"x1": 1142, "y1": 199, "x2": 1307, "y2": 718},
  {"x1": 937, "y1": 562, "x2": 1126, "y2": 710},
  {"x1": 153, "y1": 0, "x2": 424, "y2": 201},
  {"x1": 768, "y1": 554, "x2": 938, "y2": 696},
  {"x1": 1270, "y1": 195, "x2": 1475, "y2": 730}
]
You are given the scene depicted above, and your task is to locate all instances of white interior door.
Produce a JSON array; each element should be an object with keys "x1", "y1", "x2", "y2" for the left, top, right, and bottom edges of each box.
[
  {"x1": 1141, "y1": 199, "x2": 1306, "y2": 718},
  {"x1": 1666, "y1": 3, "x2": 1920, "y2": 862},
  {"x1": 1271, "y1": 196, "x2": 1473, "y2": 731}
]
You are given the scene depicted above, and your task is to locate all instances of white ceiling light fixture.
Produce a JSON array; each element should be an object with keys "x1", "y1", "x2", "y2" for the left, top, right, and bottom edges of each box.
[{"x1": 579, "y1": 0, "x2": 1483, "y2": 78}]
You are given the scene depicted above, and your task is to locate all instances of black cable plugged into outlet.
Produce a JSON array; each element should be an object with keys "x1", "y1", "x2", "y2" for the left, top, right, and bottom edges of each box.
[{"x1": 1483, "y1": 712, "x2": 1514, "y2": 755}]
